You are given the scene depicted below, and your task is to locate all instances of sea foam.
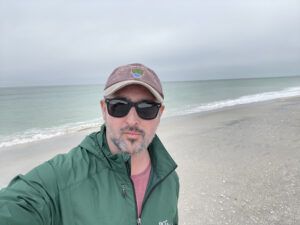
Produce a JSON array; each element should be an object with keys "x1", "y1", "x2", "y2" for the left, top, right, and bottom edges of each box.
[
  {"x1": 0, "y1": 119, "x2": 102, "y2": 149},
  {"x1": 171, "y1": 86, "x2": 300, "y2": 116}
]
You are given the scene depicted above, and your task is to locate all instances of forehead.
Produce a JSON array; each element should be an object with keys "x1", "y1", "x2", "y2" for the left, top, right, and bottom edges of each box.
[{"x1": 113, "y1": 84, "x2": 156, "y2": 101}]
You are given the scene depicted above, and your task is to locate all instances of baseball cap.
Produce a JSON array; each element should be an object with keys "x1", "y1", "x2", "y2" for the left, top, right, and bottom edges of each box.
[{"x1": 104, "y1": 63, "x2": 164, "y2": 103}]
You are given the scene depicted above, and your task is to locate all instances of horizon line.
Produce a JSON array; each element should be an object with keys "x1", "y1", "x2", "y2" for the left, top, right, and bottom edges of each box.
[{"x1": 1, "y1": 74, "x2": 300, "y2": 88}]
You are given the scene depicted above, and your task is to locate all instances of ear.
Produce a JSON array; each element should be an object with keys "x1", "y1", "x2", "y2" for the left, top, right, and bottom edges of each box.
[
  {"x1": 158, "y1": 104, "x2": 165, "y2": 118},
  {"x1": 100, "y1": 99, "x2": 107, "y2": 122}
]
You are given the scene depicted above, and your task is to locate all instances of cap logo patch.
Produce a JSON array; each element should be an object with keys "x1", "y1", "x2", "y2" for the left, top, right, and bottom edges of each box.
[{"x1": 131, "y1": 68, "x2": 143, "y2": 79}]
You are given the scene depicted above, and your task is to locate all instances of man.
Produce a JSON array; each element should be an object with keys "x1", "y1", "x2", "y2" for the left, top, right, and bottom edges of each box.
[{"x1": 0, "y1": 63, "x2": 179, "y2": 225}]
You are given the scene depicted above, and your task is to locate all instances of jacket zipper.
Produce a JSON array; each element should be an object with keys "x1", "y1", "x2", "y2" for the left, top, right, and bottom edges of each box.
[
  {"x1": 139, "y1": 167, "x2": 176, "y2": 224},
  {"x1": 137, "y1": 218, "x2": 142, "y2": 225},
  {"x1": 126, "y1": 162, "x2": 177, "y2": 225},
  {"x1": 129, "y1": 178, "x2": 141, "y2": 225},
  {"x1": 126, "y1": 162, "x2": 141, "y2": 225}
]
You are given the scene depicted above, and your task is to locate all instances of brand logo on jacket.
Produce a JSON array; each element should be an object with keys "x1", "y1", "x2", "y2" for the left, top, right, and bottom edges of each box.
[{"x1": 159, "y1": 220, "x2": 173, "y2": 225}]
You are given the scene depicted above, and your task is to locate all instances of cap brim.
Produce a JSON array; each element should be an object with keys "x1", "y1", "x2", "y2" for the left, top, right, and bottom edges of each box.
[{"x1": 104, "y1": 80, "x2": 164, "y2": 103}]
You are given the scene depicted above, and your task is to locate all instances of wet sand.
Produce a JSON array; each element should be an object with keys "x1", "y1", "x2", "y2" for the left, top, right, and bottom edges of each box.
[{"x1": 1, "y1": 97, "x2": 300, "y2": 224}]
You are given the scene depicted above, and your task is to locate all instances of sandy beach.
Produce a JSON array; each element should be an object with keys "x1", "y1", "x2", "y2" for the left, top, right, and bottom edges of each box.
[{"x1": 1, "y1": 97, "x2": 300, "y2": 224}]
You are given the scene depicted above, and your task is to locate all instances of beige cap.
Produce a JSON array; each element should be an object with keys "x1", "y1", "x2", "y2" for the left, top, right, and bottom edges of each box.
[{"x1": 104, "y1": 63, "x2": 164, "y2": 102}]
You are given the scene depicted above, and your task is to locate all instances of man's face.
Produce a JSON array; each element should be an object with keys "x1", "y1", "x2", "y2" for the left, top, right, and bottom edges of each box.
[{"x1": 101, "y1": 84, "x2": 164, "y2": 155}]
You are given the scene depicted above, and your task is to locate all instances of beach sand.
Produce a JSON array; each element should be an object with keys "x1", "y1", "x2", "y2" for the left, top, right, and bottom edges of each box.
[{"x1": 1, "y1": 97, "x2": 300, "y2": 224}]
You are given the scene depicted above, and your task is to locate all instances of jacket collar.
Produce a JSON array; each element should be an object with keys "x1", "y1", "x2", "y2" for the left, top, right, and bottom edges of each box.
[{"x1": 147, "y1": 133, "x2": 177, "y2": 179}]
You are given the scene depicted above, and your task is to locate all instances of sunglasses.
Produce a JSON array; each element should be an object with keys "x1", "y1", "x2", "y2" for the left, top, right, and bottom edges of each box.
[{"x1": 105, "y1": 98, "x2": 162, "y2": 120}]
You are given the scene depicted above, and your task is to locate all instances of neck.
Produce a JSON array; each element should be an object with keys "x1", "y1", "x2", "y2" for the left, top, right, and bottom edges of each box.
[{"x1": 130, "y1": 150, "x2": 151, "y2": 176}]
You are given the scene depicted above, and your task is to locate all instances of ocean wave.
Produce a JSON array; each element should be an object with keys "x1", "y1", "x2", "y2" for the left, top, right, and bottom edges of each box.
[
  {"x1": 0, "y1": 119, "x2": 102, "y2": 149},
  {"x1": 1, "y1": 86, "x2": 300, "y2": 149},
  {"x1": 171, "y1": 86, "x2": 300, "y2": 116}
]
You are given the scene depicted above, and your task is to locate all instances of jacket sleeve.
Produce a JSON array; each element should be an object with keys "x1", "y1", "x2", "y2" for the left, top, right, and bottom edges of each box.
[{"x1": 0, "y1": 161, "x2": 60, "y2": 225}]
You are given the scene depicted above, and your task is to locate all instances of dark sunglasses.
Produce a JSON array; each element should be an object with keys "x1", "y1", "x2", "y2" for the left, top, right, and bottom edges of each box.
[{"x1": 105, "y1": 98, "x2": 162, "y2": 120}]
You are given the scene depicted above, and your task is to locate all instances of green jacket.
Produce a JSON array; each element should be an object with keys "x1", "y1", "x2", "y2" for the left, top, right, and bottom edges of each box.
[{"x1": 0, "y1": 126, "x2": 179, "y2": 225}]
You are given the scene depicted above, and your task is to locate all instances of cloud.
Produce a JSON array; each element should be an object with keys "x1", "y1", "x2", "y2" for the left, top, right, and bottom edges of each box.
[{"x1": 0, "y1": 0, "x2": 300, "y2": 86}]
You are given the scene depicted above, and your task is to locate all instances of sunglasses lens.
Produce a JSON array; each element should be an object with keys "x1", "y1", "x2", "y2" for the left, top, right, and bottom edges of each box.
[
  {"x1": 107, "y1": 99, "x2": 130, "y2": 117},
  {"x1": 137, "y1": 102, "x2": 160, "y2": 120}
]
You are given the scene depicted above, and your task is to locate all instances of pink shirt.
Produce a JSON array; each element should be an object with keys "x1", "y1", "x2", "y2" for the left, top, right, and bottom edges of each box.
[{"x1": 131, "y1": 163, "x2": 151, "y2": 217}]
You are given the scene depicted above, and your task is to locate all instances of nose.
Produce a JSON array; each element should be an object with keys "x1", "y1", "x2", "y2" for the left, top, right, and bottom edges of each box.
[{"x1": 125, "y1": 106, "x2": 140, "y2": 125}]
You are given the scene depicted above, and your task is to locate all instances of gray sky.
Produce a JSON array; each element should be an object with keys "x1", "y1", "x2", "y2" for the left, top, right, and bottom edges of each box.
[{"x1": 0, "y1": 0, "x2": 300, "y2": 87}]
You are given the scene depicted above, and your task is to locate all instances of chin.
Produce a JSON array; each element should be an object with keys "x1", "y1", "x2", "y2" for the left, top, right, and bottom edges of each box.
[{"x1": 126, "y1": 144, "x2": 145, "y2": 155}]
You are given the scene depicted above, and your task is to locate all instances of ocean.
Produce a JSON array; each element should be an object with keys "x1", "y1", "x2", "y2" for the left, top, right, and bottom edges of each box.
[{"x1": 1, "y1": 76, "x2": 300, "y2": 149}]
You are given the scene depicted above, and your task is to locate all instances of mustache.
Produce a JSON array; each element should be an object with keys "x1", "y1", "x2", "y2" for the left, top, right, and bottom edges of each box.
[{"x1": 120, "y1": 125, "x2": 145, "y2": 136}]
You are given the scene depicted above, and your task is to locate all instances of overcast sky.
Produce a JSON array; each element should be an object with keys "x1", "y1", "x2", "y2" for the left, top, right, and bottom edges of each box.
[{"x1": 0, "y1": 0, "x2": 299, "y2": 87}]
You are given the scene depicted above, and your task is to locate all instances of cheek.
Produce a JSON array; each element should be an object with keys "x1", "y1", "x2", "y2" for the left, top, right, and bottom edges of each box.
[
  {"x1": 144, "y1": 120, "x2": 160, "y2": 136},
  {"x1": 105, "y1": 116, "x2": 123, "y2": 134},
  {"x1": 102, "y1": 112, "x2": 107, "y2": 123}
]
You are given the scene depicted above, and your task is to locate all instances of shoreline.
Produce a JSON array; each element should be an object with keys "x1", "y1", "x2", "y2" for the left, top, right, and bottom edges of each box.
[
  {"x1": 1, "y1": 96, "x2": 300, "y2": 224},
  {"x1": 1, "y1": 95, "x2": 296, "y2": 153}
]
